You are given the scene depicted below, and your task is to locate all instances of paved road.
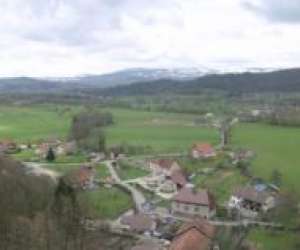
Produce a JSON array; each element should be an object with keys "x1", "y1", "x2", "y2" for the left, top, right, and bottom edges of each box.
[
  {"x1": 105, "y1": 161, "x2": 146, "y2": 212},
  {"x1": 155, "y1": 210, "x2": 283, "y2": 228}
]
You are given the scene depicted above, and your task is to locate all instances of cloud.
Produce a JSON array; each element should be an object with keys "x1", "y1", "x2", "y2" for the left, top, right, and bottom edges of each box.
[
  {"x1": 0, "y1": 0, "x2": 300, "y2": 76},
  {"x1": 242, "y1": 0, "x2": 300, "y2": 23}
]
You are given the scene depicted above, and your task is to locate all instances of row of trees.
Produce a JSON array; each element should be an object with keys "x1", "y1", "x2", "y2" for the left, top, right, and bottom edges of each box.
[{"x1": 69, "y1": 111, "x2": 114, "y2": 152}]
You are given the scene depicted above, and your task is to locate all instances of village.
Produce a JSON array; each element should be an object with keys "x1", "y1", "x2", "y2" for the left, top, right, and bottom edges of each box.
[{"x1": 0, "y1": 130, "x2": 284, "y2": 250}]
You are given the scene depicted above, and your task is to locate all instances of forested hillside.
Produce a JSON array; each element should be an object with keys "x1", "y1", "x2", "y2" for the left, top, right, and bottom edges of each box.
[
  {"x1": 2, "y1": 68, "x2": 300, "y2": 97},
  {"x1": 0, "y1": 156, "x2": 135, "y2": 250},
  {"x1": 99, "y1": 68, "x2": 300, "y2": 96}
]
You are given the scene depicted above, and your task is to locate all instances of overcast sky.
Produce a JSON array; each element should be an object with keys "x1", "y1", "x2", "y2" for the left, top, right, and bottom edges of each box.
[{"x1": 1, "y1": 0, "x2": 300, "y2": 77}]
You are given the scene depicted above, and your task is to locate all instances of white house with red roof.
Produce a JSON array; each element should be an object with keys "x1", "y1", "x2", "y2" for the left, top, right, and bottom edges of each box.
[{"x1": 171, "y1": 187, "x2": 216, "y2": 219}]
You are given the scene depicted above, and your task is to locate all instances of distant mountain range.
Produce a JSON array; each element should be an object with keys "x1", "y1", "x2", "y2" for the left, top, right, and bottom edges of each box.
[
  {"x1": 0, "y1": 67, "x2": 299, "y2": 95},
  {"x1": 38, "y1": 67, "x2": 216, "y2": 87}
]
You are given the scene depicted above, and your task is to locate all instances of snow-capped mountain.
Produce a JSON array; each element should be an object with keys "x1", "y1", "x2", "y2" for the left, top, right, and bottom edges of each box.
[{"x1": 38, "y1": 67, "x2": 217, "y2": 88}]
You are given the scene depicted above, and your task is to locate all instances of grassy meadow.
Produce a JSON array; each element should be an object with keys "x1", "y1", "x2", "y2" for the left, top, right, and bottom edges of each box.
[
  {"x1": 78, "y1": 187, "x2": 133, "y2": 219},
  {"x1": 232, "y1": 123, "x2": 300, "y2": 196},
  {"x1": 104, "y1": 108, "x2": 218, "y2": 152},
  {"x1": 0, "y1": 105, "x2": 74, "y2": 142},
  {"x1": 0, "y1": 105, "x2": 218, "y2": 152},
  {"x1": 248, "y1": 229, "x2": 300, "y2": 250}
]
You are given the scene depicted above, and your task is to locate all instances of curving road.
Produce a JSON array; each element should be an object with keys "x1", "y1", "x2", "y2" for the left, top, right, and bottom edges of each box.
[{"x1": 105, "y1": 161, "x2": 146, "y2": 212}]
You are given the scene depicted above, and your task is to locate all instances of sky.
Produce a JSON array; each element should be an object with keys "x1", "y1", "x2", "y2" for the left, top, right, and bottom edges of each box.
[{"x1": 1, "y1": 0, "x2": 300, "y2": 77}]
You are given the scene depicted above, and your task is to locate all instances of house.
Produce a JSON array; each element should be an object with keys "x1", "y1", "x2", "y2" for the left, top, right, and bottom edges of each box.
[
  {"x1": 191, "y1": 143, "x2": 216, "y2": 159},
  {"x1": 171, "y1": 188, "x2": 216, "y2": 219},
  {"x1": 169, "y1": 170, "x2": 188, "y2": 190},
  {"x1": 157, "y1": 170, "x2": 188, "y2": 193},
  {"x1": 35, "y1": 143, "x2": 51, "y2": 158},
  {"x1": 169, "y1": 218, "x2": 218, "y2": 250},
  {"x1": 228, "y1": 186, "x2": 276, "y2": 218},
  {"x1": 120, "y1": 213, "x2": 157, "y2": 234},
  {"x1": 149, "y1": 159, "x2": 181, "y2": 176},
  {"x1": 56, "y1": 141, "x2": 77, "y2": 156},
  {"x1": 0, "y1": 140, "x2": 19, "y2": 154},
  {"x1": 63, "y1": 166, "x2": 96, "y2": 190}
]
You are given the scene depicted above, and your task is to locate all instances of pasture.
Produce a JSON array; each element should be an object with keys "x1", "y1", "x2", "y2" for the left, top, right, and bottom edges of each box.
[
  {"x1": 0, "y1": 105, "x2": 218, "y2": 152},
  {"x1": 233, "y1": 123, "x2": 300, "y2": 196}
]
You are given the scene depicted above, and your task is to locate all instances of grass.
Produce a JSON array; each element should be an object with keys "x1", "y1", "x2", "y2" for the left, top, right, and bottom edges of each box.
[
  {"x1": 248, "y1": 229, "x2": 300, "y2": 250},
  {"x1": 78, "y1": 187, "x2": 133, "y2": 219},
  {"x1": 117, "y1": 162, "x2": 149, "y2": 180},
  {"x1": 233, "y1": 122, "x2": 300, "y2": 197},
  {"x1": 0, "y1": 105, "x2": 218, "y2": 153},
  {"x1": 0, "y1": 105, "x2": 75, "y2": 142},
  {"x1": 14, "y1": 150, "x2": 87, "y2": 163},
  {"x1": 192, "y1": 169, "x2": 248, "y2": 204},
  {"x1": 102, "y1": 108, "x2": 219, "y2": 152},
  {"x1": 179, "y1": 156, "x2": 248, "y2": 203},
  {"x1": 95, "y1": 164, "x2": 111, "y2": 179}
]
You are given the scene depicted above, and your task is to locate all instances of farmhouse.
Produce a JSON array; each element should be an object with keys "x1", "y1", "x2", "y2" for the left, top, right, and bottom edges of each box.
[
  {"x1": 63, "y1": 165, "x2": 96, "y2": 190},
  {"x1": 191, "y1": 143, "x2": 216, "y2": 159},
  {"x1": 168, "y1": 170, "x2": 188, "y2": 190},
  {"x1": 146, "y1": 161, "x2": 187, "y2": 193},
  {"x1": 120, "y1": 213, "x2": 157, "y2": 234},
  {"x1": 228, "y1": 186, "x2": 276, "y2": 218},
  {"x1": 169, "y1": 218, "x2": 217, "y2": 250},
  {"x1": 149, "y1": 159, "x2": 181, "y2": 176},
  {"x1": 171, "y1": 188, "x2": 216, "y2": 219},
  {"x1": 0, "y1": 140, "x2": 19, "y2": 154}
]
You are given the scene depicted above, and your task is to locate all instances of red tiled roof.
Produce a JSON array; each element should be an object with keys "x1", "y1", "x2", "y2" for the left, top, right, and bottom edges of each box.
[
  {"x1": 169, "y1": 219, "x2": 216, "y2": 250},
  {"x1": 192, "y1": 143, "x2": 215, "y2": 155},
  {"x1": 173, "y1": 188, "x2": 215, "y2": 209},
  {"x1": 170, "y1": 170, "x2": 187, "y2": 186}
]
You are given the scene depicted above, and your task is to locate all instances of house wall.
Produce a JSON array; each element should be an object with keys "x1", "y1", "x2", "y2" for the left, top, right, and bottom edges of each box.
[
  {"x1": 262, "y1": 196, "x2": 275, "y2": 211},
  {"x1": 171, "y1": 201, "x2": 215, "y2": 219},
  {"x1": 191, "y1": 150, "x2": 216, "y2": 159}
]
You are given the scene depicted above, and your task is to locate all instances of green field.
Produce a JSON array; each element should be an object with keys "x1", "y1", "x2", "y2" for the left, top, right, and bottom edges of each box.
[
  {"x1": 78, "y1": 187, "x2": 132, "y2": 219},
  {"x1": 116, "y1": 163, "x2": 149, "y2": 180},
  {"x1": 0, "y1": 105, "x2": 74, "y2": 141},
  {"x1": 233, "y1": 123, "x2": 300, "y2": 196},
  {"x1": 13, "y1": 149, "x2": 87, "y2": 163},
  {"x1": 248, "y1": 229, "x2": 299, "y2": 250},
  {"x1": 0, "y1": 105, "x2": 218, "y2": 152},
  {"x1": 104, "y1": 108, "x2": 218, "y2": 152}
]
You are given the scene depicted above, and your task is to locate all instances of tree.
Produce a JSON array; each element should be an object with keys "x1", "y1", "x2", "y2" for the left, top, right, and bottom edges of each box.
[
  {"x1": 217, "y1": 117, "x2": 238, "y2": 148},
  {"x1": 69, "y1": 111, "x2": 112, "y2": 152},
  {"x1": 98, "y1": 130, "x2": 106, "y2": 152},
  {"x1": 69, "y1": 111, "x2": 114, "y2": 142},
  {"x1": 46, "y1": 147, "x2": 56, "y2": 162}
]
